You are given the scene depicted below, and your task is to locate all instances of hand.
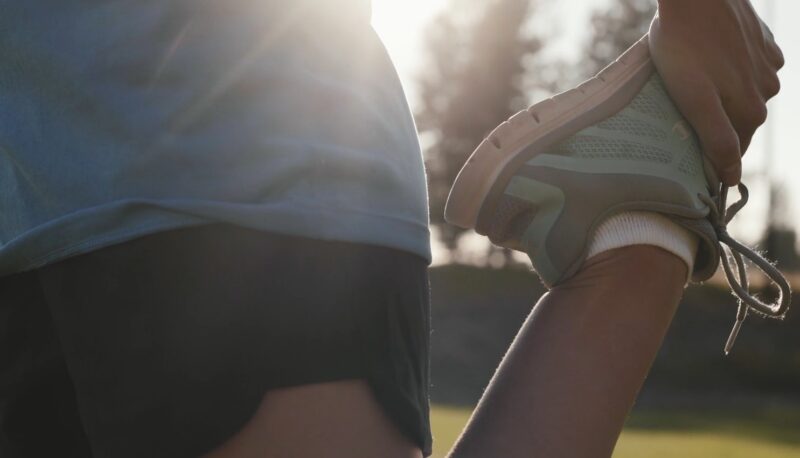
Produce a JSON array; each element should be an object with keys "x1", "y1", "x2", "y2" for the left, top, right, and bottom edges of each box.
[{"x1": 649, "y1": 0, "x2": 784, "y2": 186}]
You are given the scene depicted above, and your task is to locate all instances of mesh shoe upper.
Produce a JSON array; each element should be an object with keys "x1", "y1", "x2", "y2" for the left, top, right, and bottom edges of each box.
[
  {"x1": 462, "y1": 35, "x2": 790, "y2": 353},
  {"x1": 477, "y1": 73, "x2": 720, "y2": 286}
]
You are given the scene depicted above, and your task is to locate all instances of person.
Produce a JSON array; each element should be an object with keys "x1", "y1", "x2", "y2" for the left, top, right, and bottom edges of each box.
[{"x1": 0, "y1": 1, "x2": 786, "y2": 458}]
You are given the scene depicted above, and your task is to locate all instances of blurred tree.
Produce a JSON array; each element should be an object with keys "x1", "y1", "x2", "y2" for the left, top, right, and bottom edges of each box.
[
  {"x1": 416, "y1": 0, "x2": 544, "y2": 262},
  {"x1": 760, "y1": 184, "x2": 800, "y2": 270},
  {"x1": 581, "y1": 0, "x2": 656, "y2": 78},
  {"x1": 761, "y1": 225, "x2": 800, "y2": 271}
]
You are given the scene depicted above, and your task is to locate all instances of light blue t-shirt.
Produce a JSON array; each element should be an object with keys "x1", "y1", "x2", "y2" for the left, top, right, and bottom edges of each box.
[{"x1": 0, "y1": 0, "x2": 430, "y2": 275}]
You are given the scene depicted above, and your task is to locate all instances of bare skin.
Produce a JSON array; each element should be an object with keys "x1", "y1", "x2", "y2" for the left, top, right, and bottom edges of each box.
[
  {"x1": 203, "y1": 380, "x2": 423, "y2": 458},
  {"x1": 203, "y1": 1, "x2": 782, "y2": 457},
  {"x1": 448, "y1": 246, "x2": 687, "y2": 457},
  {"x1": 650, "y1": 0, "x2": 784, "y2": 186},
  {"x1": 203, "y1": 246, "x2": 685, "y2": 458}
]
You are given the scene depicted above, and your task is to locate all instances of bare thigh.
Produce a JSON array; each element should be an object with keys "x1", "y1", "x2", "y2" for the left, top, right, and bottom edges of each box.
[{"x1": 203, "y1": 379, "x2": 423, "y2": 458}]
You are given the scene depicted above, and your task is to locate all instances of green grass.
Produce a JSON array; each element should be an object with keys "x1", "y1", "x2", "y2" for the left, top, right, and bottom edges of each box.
[{"x1": 430, "y1": 405, "x2": 800, "y2": 457}]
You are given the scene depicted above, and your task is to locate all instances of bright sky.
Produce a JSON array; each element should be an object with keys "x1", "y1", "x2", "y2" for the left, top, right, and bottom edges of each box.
[{"x1": 371, "y1": 0, "x2": 800, "y2": 263}]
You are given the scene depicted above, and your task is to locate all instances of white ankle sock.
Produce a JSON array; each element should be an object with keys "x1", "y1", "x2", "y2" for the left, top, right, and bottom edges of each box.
[{"x1": 587, "y1": 211, "x2": 699, "y2": 283}]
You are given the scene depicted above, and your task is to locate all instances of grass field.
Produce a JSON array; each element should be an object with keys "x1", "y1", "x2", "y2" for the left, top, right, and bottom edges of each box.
[{"x1": 430, "y1": 405, "x2": 800, "y2": 457}]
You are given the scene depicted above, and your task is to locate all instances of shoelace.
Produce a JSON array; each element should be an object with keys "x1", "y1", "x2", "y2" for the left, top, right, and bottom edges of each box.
[{"x1": 698, "y1": 184, "x2": 792, "y2": 355}]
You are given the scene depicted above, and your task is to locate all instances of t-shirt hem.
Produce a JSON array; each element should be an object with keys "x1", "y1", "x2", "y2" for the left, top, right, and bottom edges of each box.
[{"x1": 0, "y1": 199, "x2": 432, "y2": 275}]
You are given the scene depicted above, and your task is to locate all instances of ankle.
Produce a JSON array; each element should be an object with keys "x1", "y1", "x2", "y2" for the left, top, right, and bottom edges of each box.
[
  {"x1": 586, "y1": 211, "x2": 699, "y2": 284},
  {"x1": 561, "y1": 245, "x2": 688, "y2": 293}
]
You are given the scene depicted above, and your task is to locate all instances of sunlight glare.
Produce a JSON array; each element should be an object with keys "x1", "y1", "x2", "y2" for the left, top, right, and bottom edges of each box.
[
  {"x1": 371, "y1": 0, "x2": 448, "y2": 41},
  {"x1": 370, "y1": 0, "x2": 448, "y2": 89}
]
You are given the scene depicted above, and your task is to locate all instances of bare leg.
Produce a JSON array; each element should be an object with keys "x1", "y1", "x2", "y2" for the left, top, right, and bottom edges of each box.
[
  {"x1": 203, "y1": 379, "x2": 423, "y2": 458},
  {"x1": 203, "y1": 245, "x2": 683, "y2": 458},
  {"x1": 448, "y1": 245, "x2": 688, "y2": 458}
]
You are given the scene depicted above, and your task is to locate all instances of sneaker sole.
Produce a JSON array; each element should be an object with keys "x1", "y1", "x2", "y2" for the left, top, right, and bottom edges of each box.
[{"x1": 445, "y1": 36, "x2": 656, "y2": 229}]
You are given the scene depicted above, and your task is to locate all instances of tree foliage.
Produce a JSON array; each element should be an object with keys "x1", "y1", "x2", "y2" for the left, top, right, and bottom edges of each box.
[
  {"x1": 418, "y1": 0, "x2": 797, "y2": 267},
  {"x1": 416, "y1": 0, "x2": 543, "y2": 255},
  {"x1": 581, "y1": 0, "x2": 656, "y2": 78},
  {"x1": 760, "y1": 184, "x2": 800, "y2": 270}
]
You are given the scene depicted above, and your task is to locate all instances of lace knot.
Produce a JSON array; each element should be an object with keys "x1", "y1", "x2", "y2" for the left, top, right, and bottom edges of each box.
[{"x1": 699, "y1": 183, "x2": 792, "y2": 355}]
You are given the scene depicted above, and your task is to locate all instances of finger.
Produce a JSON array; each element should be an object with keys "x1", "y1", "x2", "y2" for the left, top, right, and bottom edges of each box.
[
  {"x1": 670, "y1": 80, "x2": 742, "y2": 186},
  {"x1": 760, "y1": 21, "x2": 785, "y2": 69},
  {"x1": 767, "y1": 40, "x2": 785, "y2": 70},
  {"x1": 739, "y1": 132, "x2": 753, "y2": 156},
  {"x1": 702, "y1": 98, "x2": 743, "y2": 186},
  {"x1": 743, "y1": 39, "x2": 780, "y2": 100},
  {"x1": 723, "y1": 89, "x2": 767, "y2": 157},
  {"x1": 760, "y1": 69, "x2": 781, "y2": 100}
]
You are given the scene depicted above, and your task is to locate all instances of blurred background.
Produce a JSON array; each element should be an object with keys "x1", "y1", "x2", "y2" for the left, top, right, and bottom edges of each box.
[{"x1": 372, "y1": 0, "x2": 800, "y2": 456}]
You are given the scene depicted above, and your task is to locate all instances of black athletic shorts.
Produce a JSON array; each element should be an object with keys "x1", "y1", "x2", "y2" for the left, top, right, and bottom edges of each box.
[{"x1": 0, "y1": 223, "x2": 432, "y2": 457}]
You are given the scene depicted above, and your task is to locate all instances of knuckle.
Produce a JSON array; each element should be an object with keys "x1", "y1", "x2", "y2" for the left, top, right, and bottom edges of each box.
[
  {"x1": 748, "y1": 102, "x2": 768, "y2": 127},
  {"x1": 772, "y1": 43, "x2": 786, "y2": 69},
  {"x1": 738, "y1": 92, "x2": 768, "y2": 128},
  {"x1": 776, "y1": 52, "x2": 786, "y2": 70},
  {"x1": 764, "y1": 73, "x2": 781, "y2": 98}
]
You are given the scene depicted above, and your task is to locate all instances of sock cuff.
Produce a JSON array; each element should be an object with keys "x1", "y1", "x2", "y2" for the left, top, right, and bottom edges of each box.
[{"x1": 587, "y1": 211, "x2": 699, "y2": 283}]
